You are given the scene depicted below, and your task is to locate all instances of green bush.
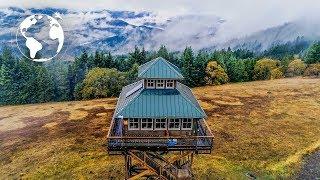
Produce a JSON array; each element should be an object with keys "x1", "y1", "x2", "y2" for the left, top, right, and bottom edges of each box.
[
  {"x1": 286, "y1": 59, "x2": 306, "y2": 77},
  {"x1": 254, "y1": 58, "x2": 281, "y2": 80},
  {"x1": 303, "y1": 63, "x2": 320, "y2": 77},
  {"x1": 205, "y1": 61, "x2": 229, "y2": 85}
]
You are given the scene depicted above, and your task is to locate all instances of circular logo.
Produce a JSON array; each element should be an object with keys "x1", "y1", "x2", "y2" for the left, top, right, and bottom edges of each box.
[{"x1": 16, "y1": 14, "x2": 64, "y2": 62}]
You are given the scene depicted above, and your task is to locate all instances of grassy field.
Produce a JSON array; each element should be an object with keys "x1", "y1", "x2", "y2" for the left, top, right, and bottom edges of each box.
[{"x1": 0, "y1": 77, "x2": 319, "y2": 179}]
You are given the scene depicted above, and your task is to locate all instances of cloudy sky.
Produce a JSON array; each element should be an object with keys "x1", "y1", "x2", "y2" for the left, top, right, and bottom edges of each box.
[{"x1": 1, "y1": 0, "x2": 319, "y2": 43}]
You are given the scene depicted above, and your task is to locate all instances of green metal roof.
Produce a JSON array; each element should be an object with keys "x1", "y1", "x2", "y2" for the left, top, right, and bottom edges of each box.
[
  {"x1": 138, "y1": 57, "x2": 184, "y2": 79},
  {"x1": 114, "y1": 82, "x2": 206, "y2": 119}
]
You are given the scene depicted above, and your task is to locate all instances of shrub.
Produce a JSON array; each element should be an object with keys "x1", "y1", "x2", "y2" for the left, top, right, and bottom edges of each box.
[
  {"x1": 303, "y1": 63, "x2": 320, "y2": 77},
  {"x1": 271, "y1": 68, "x2": 283, "y2": 79},
  {"x1": 205, "y1": 61, "x2": 229, "y2": 85},
  {"x1": 286, "y1": 59, "x2": 306, "y2": 77},
  {"x1": 253, "y1": 58, "x2": 280, "y2": 80}
]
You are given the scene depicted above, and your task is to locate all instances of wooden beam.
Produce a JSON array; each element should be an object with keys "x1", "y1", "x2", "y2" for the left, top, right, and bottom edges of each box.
[
  {"x1": 168, "y1": 151, "x2": 192, "y2": 164},
  {"x1": 128, "y1": 170, "x2": 151, "y2": 180}
]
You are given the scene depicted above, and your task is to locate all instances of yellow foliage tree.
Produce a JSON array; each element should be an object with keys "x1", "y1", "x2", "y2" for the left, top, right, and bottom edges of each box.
[
  {"x1": 79, "y1": 68, "x2": 126, "y2": 99},
  {"x1": 303, "y1": 63, "x2": 320, "y2": 77},
  {"x1": 270, "y1": 68, "x2": 283, "y2": 79},
  {"x1": 286, "y1": 59, "x2": 306, "y2": 77},
  {"x1": 205, "y1": 61, "x2": 229, "y2": 85},
  {"x1": 254, "y1": 58, "x2": 281, "y2": 80}
]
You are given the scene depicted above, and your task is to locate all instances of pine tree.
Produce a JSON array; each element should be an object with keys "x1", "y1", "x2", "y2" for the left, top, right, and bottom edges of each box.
[
  {"x1": 157, "y1": 45, "x2": 169, "y2": 60},
  {"x1": 104, "y1": 52, "x2": 113, "y2": 68},
  {"x1": 94, "y1": 50, "x2": 102, "y2": 68},
  {"x1": 74, "y1": 51, "x2": 89, "y2": 85},
  {"x1": 67, "y1": 64, "x2": 75, "y2": 100},
  {"x1": 33, "y1": 66, "x2": 54, "y2": 103},
  {"x1": 305, "y1": 42, "x2": 320, "y2": 64},
  {"x1": 181, "y1": 47, "x2": 195, "y2": 87},
  {"x1": 129, "y1": 46, "x2": 141, "y2": 65},
  {"x1": 140, "y1": 47, "x2": 147, "y2": 64},
  {"x1": 193, "y1": 51, "x2": 209, "y2": 86},
  {"x1": 46, "y1": 60, "x2": 70, "y2": 101},
  {"x1": 127, "y1": 63, "x2": 139, "y2": 83}
]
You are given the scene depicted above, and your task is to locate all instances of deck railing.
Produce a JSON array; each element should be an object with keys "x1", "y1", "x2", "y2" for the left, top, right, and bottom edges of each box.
[{"x1": 107, "y1": 118, "x2": 214, "y2": 152}]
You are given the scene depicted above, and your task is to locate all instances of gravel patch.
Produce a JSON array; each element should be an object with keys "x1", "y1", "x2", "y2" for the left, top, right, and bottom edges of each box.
[{"x1": 297, "y1": 150, "x2": 320, "y2": 180}]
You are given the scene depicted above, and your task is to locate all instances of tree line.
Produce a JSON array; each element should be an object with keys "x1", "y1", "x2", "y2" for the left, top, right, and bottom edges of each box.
[{"x1": 1, "y1": 41, "x2": 320, "y2": 105}]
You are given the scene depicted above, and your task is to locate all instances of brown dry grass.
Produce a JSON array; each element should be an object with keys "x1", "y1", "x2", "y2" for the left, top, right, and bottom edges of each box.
[
  {"x1": 193, "y1": 77, "x2": 320, "y2": 179},
  {"x1": 0, "y1": 98, "x2": 122, "y2": 179},
  {"x1": 0, "y1": 77, "x2": 319, "y2": 179}
]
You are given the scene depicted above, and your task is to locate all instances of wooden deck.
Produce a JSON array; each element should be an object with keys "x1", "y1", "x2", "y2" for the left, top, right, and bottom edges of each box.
[{"x1": 107, "y1": 119, "x2": 214, "y2": 153}]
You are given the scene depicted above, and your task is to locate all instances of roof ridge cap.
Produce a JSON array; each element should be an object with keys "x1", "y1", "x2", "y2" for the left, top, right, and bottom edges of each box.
[
  {"x1": 114, "y1": 80, "x2": 144, "y2": 118},
  {"x1": 138, "y1": 58, "x2": 158, "y2": 77},
  {"x1": 161, "y1": 58, "x2": 184, "y2": 79},
  {"x1": 176, "y1": 82, "x2": 207, "y2": 118},
  {"x1": 116, "y1": 88, "x2": 144, "y2": 117}
]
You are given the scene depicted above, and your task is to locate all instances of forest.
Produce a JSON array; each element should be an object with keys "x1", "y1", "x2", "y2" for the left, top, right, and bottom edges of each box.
[{"x1": 0, "y1": 40, "x2": 320, "y2": 105}]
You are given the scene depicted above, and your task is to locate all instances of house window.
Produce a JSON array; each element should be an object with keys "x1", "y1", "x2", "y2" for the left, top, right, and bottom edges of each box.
[
  {"x1": 166, "y1": 80, "x2": 174, "y2": 89},
  {"x1": 181, "y1": 119, "x2": 192, "y2": 130},
  {"x1": 155, "y1": 119, "x2": 166, "y2": 130},
  {"x1": 141, "y1": 118, "x2": 153, "y2": 130},
  {"x1": 168, "y1": 119, "x2": 180, "y2": 130},
  {"x1": 146, "y1": 79, "x2": 155, "y2": 89},
  {"x1": 128, "y1": 118, "x2": 139, "y2": 130},
  {"x1": 156, "y1": 80, "x2": 165, "y2": 89}
]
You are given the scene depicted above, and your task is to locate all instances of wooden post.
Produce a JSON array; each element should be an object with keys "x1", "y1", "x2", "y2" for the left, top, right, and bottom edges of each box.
[
  {"x1": 125, "y1": 154, "x2": 129, "y2": 179},
  {"x1": 191, "y1": 152, "x2": 194, "y2": 168}
]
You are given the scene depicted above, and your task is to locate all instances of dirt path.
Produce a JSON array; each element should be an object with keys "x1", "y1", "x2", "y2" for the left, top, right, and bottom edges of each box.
[{"x1": 297, "y1": 150, "x2": 320, "y2": 179}]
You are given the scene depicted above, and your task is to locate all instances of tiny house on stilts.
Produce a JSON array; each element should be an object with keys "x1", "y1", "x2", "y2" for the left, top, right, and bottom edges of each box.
[{"x1": 107, "y1": 57, "x2": 213, "y2": 179}]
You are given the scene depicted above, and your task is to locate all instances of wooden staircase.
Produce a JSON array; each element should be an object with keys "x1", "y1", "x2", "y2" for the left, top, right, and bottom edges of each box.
[{"x1": 126, "y1": 150, "x2": 193, "y2": 180}]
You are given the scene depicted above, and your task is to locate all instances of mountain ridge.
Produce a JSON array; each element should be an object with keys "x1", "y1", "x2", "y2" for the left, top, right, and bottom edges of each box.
[{"x1": 0, "y1": 7, "x2": 319, "y2": 59}]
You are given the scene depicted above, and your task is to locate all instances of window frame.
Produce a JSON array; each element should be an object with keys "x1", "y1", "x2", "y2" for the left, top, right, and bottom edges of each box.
[
  {"x1": 156, "y1": 80, "x2": 165, "y2": 89},
  {"x1": 168, "y1": 118, "x2": 180, "y2": 130},
  {"x1": 154, "y1": 118, "x2": 167, "y2": 130},
  {"x1": 128, "y1": 118, "x2": 140, "y2": 130},
  {"x1": 166, "y1": 80, "x2": 175, "y2": 89},
  {"x1": 146, "y1": 79, "x2": 155, "y2": 89},
  {"x1": 141, "y1": 118, "x2": 153, "y2": 130},
  {"x1": 181, "y1": 118, "x2": 193, "y2": 130}
]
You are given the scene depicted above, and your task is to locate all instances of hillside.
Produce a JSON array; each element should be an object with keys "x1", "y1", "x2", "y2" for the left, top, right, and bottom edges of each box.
[{"x1": 0, "y1": 77, "x2": 319, "y2": 179}]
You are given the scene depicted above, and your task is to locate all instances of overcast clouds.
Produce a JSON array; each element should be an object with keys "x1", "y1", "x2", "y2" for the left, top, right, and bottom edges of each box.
[{"x1": 1, "y1": 0, "x2": 319, "y2": 38}]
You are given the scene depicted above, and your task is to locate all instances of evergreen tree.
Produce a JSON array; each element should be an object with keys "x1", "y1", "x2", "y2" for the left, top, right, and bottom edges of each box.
[
  {"x1": 243, "y1": 58, "x2": 256, "y2": 81},
  {"x1": 74, "y1": 51, "x2": 89, "y2": 85},
  {"x1": 140, "y1": 47, "x2": 147, "y2": 64},
  {"x1": 104, "y1": 52, "x2": 114, "y2": 68},
  {"x1": 157, "y1": 45, "x2": 170, "y2": 60},
  {"x1": 193, "y1": 51, "x2": 209, "y2": 86},
  {"x1": 67, "y1": 64, "x2": 76, "y2": 100},
  {"x1": 46, "y1": 60, "x2": 70, "y2": 101},
  {"x1": 87, "y1": 53, "x2": 95, "y2": 69},
  {"x1": 94, "y1": 50, "x2": 102, "y2": 68},
  {"x1": 33, "y1": 65, "x2": 54, "y2": 103},
  {"x1": 181, "y1": 47, "x2": 196, "y2": 87},
  {"x1": 129, "y1": 46, "x2": 141, "y2": 65},
  {"x1": 305, "y1": 42, "x2": 320, "y2": 64},
  {"x1": 225, "y1": 57, "x2": 249, "y2": 82},
  {"x1": 127, "y1": 63, "x2": 139, "y2": 84},
  {"x1": 0, "y1": 63, "x2": 12, "y2": 104}
]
